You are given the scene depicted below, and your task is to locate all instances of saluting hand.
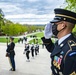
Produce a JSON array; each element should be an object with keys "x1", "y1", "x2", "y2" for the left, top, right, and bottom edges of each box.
[{"x1": 44, "y1": 23, "x2": 53, "y2": 39}]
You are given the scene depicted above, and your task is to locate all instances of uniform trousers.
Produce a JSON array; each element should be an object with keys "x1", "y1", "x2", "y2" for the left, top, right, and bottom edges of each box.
[
  {"x1": 26, "y1": 51, "x2": 30, "y2": 59},
  {"x1": 9, "y1": 56, "x2": 15, "y2": 70},
  {"x1": 31, "y1": 49, "x2": 34, "y2": 57}
]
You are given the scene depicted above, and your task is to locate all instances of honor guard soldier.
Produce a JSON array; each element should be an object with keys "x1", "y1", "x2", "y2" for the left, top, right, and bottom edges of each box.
[
  {"x1": 23, "y1": 43, "x2": 30, "y2": 62},
  {"x1": 41, "y1": 8, "x2": 76, "y2": 75},
  {"x1": 35, "y1": 44, "x2": 39, "y2": 55},
  {"x1": 6, "y1": 36, "x2": 16, "y2": 71},
  {"x1": 30, "y1": 43, "x2": 35, "y2": 58}
]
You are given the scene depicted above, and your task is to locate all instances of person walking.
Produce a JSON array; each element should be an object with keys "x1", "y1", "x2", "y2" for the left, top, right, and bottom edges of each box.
[
  {"x1": 30, "y1": 43, "x2": 35, "y2": 58},
  {"x1": 6, "y1": 36, "x2": 16, "y2": 71},
  {"x1": 35, "y1": 44, "x2": 39, "y2": 56},
  {"x1": 41, "y1": 8, "x2": 76, "y2": 75},
  {"x1": 23, "y1": 43, "x2": 30, "y2": 62}
]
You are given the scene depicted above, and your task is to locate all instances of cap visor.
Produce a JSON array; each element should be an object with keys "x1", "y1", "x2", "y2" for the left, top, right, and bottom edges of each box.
[{"x1": 50, "y1": 19, "x2": 60, "y2": 23}]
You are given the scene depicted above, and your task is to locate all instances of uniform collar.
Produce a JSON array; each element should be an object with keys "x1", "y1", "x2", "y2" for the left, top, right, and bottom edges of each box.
[
  {"x1": 51, "y1": 33, "x2": 73, "y2": 56},
  {"x1": 58, "y1": 33, "x2": 71, "y2": 45}
]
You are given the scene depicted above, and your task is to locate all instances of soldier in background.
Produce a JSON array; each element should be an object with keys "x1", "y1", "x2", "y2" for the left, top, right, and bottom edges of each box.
[
  {"x1": 23, "y1": 43, "x2": 30, "y2": 62},
  {"x1": 30, "y1": 43, "x2": 35, "y2": 58},
  {"x1": 35, "y1": 44, "x2": 39, "y2": 55},
  {"x1": 23, "y1": 37, "x2": 27, "y2": 42},
  {"x1": 37, "y1": 44, "x2": 39, "y2": 54},
  {"x1": 6, "y1": 36, "x2": 16, "y2": 71}
]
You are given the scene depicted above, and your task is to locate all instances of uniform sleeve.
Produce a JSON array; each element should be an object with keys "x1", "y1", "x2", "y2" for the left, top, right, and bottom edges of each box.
[
  {"x1": 41, "y1": 37, "x2": 54, "y2": 53},
  {"x1": 63, "y1": 50, "x2": 76, "y2": 75}
]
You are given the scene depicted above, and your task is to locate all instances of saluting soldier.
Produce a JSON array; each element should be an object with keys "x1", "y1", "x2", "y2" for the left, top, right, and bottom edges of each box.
[
  {"x1": 41, "y1": 8, "x2": 76, "y2": 75},
  {"x1": 6, "y1": 36, "x2": 16, "y2": 71}
]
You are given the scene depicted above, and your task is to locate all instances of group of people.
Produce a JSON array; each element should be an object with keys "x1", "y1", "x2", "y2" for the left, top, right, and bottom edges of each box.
[
  {"x1": 23, "y1": 43, "x2": 39, "y2": 62},
  {"x1": 18, "y1": 37, "x2": 27, "y2": 44},
  {"x1": 5, "y1": 36, "x2": 40, "y2": 71},
  {"x1": 5, "y1": 8, "x2": 76, "y2": 75}
]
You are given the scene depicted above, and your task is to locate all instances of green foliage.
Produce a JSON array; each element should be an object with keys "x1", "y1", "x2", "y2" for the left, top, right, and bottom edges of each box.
[
  {"x1": 0, "y1": 9, "x2": 45, "y2": 36},
  {"x1": 2, "y1": 23, "x2": 44, "y2": 36},
  {"x1": 0, "y1": 9, "x2": 4, "y2": 34},
  {"x1": 72, "y1": 25, "x2": 76, "y2": 36},
  {"x1": 65, "y1": 0, "x2": 76, "y2": 36},
  {"x1": 65, "y1": 0, "x2": 76, "y2": 12},
  {"x1": 2, "y1": 22, "x2": 27, "y2": 36}
]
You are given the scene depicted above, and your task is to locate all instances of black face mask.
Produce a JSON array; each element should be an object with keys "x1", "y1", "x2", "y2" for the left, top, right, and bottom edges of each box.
[{"x1": 52, "y1": 24, "x2": 59, "y2": 36}]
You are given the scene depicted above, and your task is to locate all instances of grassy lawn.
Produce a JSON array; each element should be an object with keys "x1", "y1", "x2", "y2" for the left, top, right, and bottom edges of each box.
[
  {"x1": 29, "y1": 38, "x2": 42, "y2": 44},
  {"x1": 0, "y1": 38, "x2": 19, "y2": 43},
  {"x1": 26, "y1": 32, "x2": 44, "y2": 38},
  {"x1": 0, "y1": 32, "x2": 56, "y2": 44},
  {"x1": 0, "y1": 32, "x2": 44, "y2": 43},
  {"x1": 28, "y1": 32, "x2": 44, "y2": 44},
  {"x1": 34, "y1": 32, "x2": 44, "y2": 37},
  {"x1": 28, "y1": 32, "x2": 56, "y2": 44},
  {"x1": 0, "y1": 38, "x2": 7, "y2": 43}
]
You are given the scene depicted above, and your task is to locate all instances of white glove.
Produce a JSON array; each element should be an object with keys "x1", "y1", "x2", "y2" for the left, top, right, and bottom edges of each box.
[{"x1": 44, "y1": 23, "x2": 52, "y2": 39}]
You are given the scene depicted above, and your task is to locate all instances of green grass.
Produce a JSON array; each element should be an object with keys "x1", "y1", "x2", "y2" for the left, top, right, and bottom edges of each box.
[
  {"x1": 0, "y1": 32, "x2": 56, "y2": 44},
  {"x1": 28, "y1": 32, "x2": 44, "y2": 44},
  {"x1": 28, "y1": 32, "x2": 57, "y2": 44},
  {"x1": 27, "y1": 32, "x2": 44, "y2": 38},
  {"x1": 35, "y1": 32, "x2": 44, "y2": 37},
  {"x1": 0, "y1": 38, "x2": 19, "y2": 43},
  {"x1": 0, "y1": 38, "x2": 7, "y2": 43},
  {"x1": 14, "y1": 38, "x2": 19, "y2": 43},
  {"x1": 0, "y1": 32, "x2": 44, "y2": 43},
  {"x1": 29, "y1": 38, "x2": 42, "y2": 44}
]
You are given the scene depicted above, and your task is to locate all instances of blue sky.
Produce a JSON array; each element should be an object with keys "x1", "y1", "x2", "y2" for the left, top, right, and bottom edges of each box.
[{"x1": 0, "y1": 0, "x2": 65, "y2": 24}]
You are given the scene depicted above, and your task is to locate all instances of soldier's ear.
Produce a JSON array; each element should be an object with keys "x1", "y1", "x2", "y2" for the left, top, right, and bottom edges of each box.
[{"x1": 62, "y1": 21, "x2": 67, "y2": 28}]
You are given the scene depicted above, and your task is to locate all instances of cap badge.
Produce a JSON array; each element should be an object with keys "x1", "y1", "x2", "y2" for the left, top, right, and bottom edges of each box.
[{"x1": 64, "y1": 18, "x2": 66, "y2": 20}]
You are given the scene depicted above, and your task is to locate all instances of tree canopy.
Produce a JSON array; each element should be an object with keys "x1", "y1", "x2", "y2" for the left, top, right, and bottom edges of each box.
[
  {"x1": 65, "y1": 0, "x2": 76, "y2": 12},
  {"x1": 1, "y1": 0, "x2": 76, "y2": 36},
  {"x1": 0, "y1": 8, "x2": 4, "y2": 35}
]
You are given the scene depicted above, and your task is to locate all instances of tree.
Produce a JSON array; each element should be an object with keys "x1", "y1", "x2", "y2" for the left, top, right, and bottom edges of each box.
[
  {"x1": 0, "y1": 8, "x2": 4, "y2": 35},
  {"x1": 72, "y1": 26, "x2": 76, "y2": 36},
  {"x1": 65, "y1": 0, "x2": 76, "y2": 36},
  {"x1": 65, "y1": 0, "x2": 76, "y2": 12}
]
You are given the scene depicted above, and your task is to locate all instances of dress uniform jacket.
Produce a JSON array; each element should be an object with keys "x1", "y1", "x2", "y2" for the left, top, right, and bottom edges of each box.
[
  {"x1": 25, "y1": 45, "x2": 30, "y2": 52},
  {"x1": 6, "y1": 42, "x2": 15, "y2": 56},
  {"x1": 31, "y1": 45, "x2": 34, "y2": 51},
  {"x1": 41, "y1": 33, "x2": 76, "y2": 75}
]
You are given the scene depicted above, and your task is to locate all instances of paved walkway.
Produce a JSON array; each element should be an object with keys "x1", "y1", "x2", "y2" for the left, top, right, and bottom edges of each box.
[{"x1": 0, "y1": 43, "x2": 51, "y2": 75}]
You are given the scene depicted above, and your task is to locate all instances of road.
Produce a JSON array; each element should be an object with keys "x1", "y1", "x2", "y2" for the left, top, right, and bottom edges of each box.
[{"x1": 0, "y1": 43, "x2": 51, "y2": 75}]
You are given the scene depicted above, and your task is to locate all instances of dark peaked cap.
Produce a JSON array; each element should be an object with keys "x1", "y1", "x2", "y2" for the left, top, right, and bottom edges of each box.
[
  {"x1": 51, "y1": 8, "x2": 76, "y2": 24},
  {"x1": 10, "y1": 36, "x2": 14, "y2": 40}
]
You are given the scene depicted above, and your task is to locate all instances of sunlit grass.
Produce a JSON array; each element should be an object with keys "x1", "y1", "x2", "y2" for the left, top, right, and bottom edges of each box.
[
  {"x1": 0, "y1": 32, "x2": 44, "y2": 43},
  {"x1": 0, "y1": 38, "x2": 19, "y2": 43}
]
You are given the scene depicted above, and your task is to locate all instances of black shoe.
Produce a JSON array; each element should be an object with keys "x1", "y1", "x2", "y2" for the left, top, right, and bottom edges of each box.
[{"x1": 9, "y1": 68, "x2": 16, "y2": 71}]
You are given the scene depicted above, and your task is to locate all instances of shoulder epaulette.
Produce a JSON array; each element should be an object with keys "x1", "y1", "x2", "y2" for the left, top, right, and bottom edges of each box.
[{"x1": 64, "y1": 40, "x2": 76, "y2": 61}]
